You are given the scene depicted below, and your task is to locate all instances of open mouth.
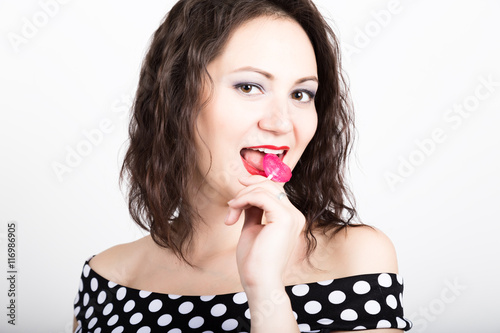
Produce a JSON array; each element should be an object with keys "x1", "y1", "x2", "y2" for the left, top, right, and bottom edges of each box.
[{"x1": 240, "y1": 146, "x2": 289, "y2": 176}]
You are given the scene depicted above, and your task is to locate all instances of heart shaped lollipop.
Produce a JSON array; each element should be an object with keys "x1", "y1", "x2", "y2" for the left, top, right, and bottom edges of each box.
[{"x1": 263, "y1": 154, "x2": 292, "y2": 183}]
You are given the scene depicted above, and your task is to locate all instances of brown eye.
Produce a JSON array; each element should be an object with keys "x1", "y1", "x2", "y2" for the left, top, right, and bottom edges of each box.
[
  {"x1": 235, "y1": 83, "x2": 261, "y2": 95},
  {"x1": 240, "y1": 85, "x2": 253, "y2": 93},
  {"x1": 291, "y1": 90, "x2": 314, "y2": 103},
  {"x1": 292, "y1": 92, "x2": 304, "y2": 100}
]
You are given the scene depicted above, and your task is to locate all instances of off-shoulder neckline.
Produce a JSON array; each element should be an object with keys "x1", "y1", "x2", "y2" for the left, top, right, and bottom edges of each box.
[{"x1": 82, "y1": 255, "x2": 403, "y2": 298}]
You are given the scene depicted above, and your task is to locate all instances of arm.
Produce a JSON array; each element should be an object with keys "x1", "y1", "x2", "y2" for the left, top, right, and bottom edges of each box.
[
  {"x1": 226, "y1": 177, "x2": 409, "y2": 332},
  {"x1": 245, "y1": 283, "x2": 300, "y2": 332},
  {"x1": 226, "y1": 175, "x2": 303, "y2": 332}
]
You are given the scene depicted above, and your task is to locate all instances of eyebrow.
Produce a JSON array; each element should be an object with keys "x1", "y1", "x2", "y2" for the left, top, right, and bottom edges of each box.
[{"x1": 231, "y1": 66, "x2": 318, "y2": 85}]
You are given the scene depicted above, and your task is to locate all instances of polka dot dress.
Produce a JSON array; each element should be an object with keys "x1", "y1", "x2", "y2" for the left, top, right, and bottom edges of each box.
[{"x1": 74, "y1": 257, "x2": 412, "y2": 332}]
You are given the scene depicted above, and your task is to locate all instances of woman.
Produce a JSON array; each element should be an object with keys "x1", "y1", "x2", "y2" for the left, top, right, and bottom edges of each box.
[{"x1": 73, "y1": 0, "x2": 412, "y2": 332}]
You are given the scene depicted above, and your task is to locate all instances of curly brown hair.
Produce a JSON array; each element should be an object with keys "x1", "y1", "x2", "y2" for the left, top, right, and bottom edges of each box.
[{"x1": 120, "y1": 0, "x2": 358, "y2": 263}]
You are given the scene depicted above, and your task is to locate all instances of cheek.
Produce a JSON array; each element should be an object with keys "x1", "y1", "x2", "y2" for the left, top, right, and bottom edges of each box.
[
  {"x1": 194, "y1": 110, "x2": 222, "y2": 176},
  {"x1": 299, "y1": 111, "x2": 318, "y2": 147},
  {"x1": 194, "y1": 99, "x2": 250, "y2": 169},
  {"x1": 310, "y1": 112, "x2": 319, "y2": 139}
]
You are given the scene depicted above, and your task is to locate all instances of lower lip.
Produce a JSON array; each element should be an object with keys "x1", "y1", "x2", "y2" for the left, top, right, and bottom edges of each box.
[{"x1": 241, "y1": 156, "x2": 266, "y2": 177}]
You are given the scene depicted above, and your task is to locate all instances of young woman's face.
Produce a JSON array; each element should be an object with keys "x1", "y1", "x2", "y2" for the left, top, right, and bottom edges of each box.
[{"x1": 195, "y1": 16, "x2": 318, "y2": 202}]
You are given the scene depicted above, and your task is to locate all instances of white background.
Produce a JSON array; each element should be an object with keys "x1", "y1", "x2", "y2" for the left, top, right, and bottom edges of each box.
[{"x1": 1, "y1": 0, "x2": 499, "y2": 332}]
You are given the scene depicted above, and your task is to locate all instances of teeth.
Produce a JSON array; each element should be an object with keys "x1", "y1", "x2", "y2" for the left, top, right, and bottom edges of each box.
[{"x1": 251, "y1": 148, "x2": 284, "y2": 155}]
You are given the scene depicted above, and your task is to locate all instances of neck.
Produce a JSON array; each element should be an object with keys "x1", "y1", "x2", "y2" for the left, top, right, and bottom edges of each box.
[{"x1": 184, "y1": 187, "x2": 244, "y2": 268}]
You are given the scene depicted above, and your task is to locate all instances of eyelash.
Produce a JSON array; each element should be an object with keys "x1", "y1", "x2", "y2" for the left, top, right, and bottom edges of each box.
[
  {"x1": 234, "y1": 83, "x2": 316, "y2": 103},
  {"x1": 234, "y1": 83, "x2": 263, "y2": 95},
  {"x1": 292, "y1": 89, "x2": 316, "y2": 103}
]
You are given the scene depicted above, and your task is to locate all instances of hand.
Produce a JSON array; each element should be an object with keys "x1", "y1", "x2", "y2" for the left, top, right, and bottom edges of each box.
[{"x1": 225, "y1": 175, "x2": 306, "y2": 290}]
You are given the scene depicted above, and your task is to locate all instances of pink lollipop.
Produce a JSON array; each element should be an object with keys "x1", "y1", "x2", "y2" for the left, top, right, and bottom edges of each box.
[{"x1": 263, "y1": 154, "x2": 292, "y2": 183}]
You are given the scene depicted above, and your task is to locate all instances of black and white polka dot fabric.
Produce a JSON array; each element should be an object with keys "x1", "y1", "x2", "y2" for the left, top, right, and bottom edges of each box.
[{"x1": 74, "y1": 257, "x2": 412, "y2": 332}]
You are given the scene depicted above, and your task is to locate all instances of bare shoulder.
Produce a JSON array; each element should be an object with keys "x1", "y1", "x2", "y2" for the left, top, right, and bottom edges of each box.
[
  {"x1": 312, "y1": 225, "x2": 399, "y2": 278},
  {"x1": 334, "y1": 225, "x2": 399, "y2": 275},
  {"x1": 88, "y1": 235, "x2": 151, "y2": 286}
]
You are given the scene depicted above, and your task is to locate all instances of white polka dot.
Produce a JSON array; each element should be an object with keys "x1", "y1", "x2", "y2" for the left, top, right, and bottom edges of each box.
[
  {"x1": 328, "y1": 290, "x2": 346, "y2": 304},
  {"x1": 377, "y1": 320, "x2": 391, "y2": 328},
  {"x1": 386, "y1": 294, "x2": 398, "y2": 309},
  {"x1": 353, "y1": 326, "x2": 367, "y2": 330},
  {"x1": 83, "y1": 265, "x2": 91, "y2": 277},
  {"x1": 211, "y1": 304, "x2": 227, "y2": 317},
  {"x1": 85, "y1": 307, "x2": 94, "y2": 319},
  {"x1": 111, "y1": 327, "x2": 124, "y2": 333},
  {"x1": 364, "y1": 300, "x2": 381, "y2": 315},
  {"x1": 304, "y1": 301, "x2": 322, "y2": 314},
  {"x1": 397, "y1": 317, "x2": 407, "y2": 328},
  {"x1": 317, "y1": 318, "x2": 334, "y2": 325},
  {"x1": 397, "y1": 274, "x2": 403, "y2": 285},
  {"x1": 130, "y1": 312, "x2": 143, "y2": 325},
  {"x1": 297, "y1": 323, "x2": 311, "y2": 331},
  {"x1": 222, "y1": 319, "x2": 238, "y2": 331},
  {"x1": 168, "y1": 294, "x2": 182, "y2": 300},
  {"x1": 74, "y1": 306, "x2": 81, "y2": 316},
  {"x1": 79, "y1": 279, "x2": 83, "y2": 292},
  {"x1": 178, "y1": 301, "x2": 194, "y2": 314},
  {"x1": 123, "y1": 300, "x2": 135, "y2": 312},
  {"x1": 292, "y1": 311, "x2": 298, "y2": 320},
  {"x1": 340, "y1": 309, "x2": 358, "y2": 321},
  {"x1": 233, "y1": 292, "x2": 248, "y2": 304},
  {"x1": 74, "y1": 293, "x2": 79, "y2": 305},
  {"x1": 94, "y1": 327, "x2": 101, "y2": 333},
  {"x1": 116, "y1": 287, "x2": 127, "y2": 301},
  {"x1": 139, "y1": 291, "x2": 152, "y2": 298},
  {"x1": 244, "y1": 309, "x2": 251, "y2": 319},
  {"x1": 107, "y1": 314, "x2": 119, "y2": 326},
  {"x1": 103, "y1": 303, "x2": 113, "y2": 316},
  {"x1": 167, "y1": 329, "x2": 181, "y2": 333},
  {"x1": 148, "y1": 299, "x2": 162, "y2": 312},
  {"x1": 91, "y1": 278, "x2": 99, "y2": 291},
  {"x1": 83, "y1": 293, "x2": 89, "y2": 306},
  {"x1": 353, "y1": 281, "x2": 370, "y2": 294},
  {"x1": 291, "y1": 284, "x2": 309, "y2": 297},
  {"x1": 157, "y1": 314, "x2": 172, "y2": 326},
  {"x1": 378, "y1": 273, "x2": 392, "y2": 288},
  {"x1": 98, "y1": 291, "x2": 107, "y2": 304},
  {"x1": 136, "y1": 327, "x2": 151, "y2": 333},
  {"x1": 317, "y1": 279, "x2": 334, "y2": 286},
  {"x1": 188, "y1": 316, "x2": 204, "y2": 329},
  {"x1": 108, "y1": 281, "x2": 117, "y2": 288},
  {"x1": 88, "y1": 317, "x2": 97, "y2": 329},
  {"x1": 200, "y1": 295, "x2": 215, "y2": 302}
]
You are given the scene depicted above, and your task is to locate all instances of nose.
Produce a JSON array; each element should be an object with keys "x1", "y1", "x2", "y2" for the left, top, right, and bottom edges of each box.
[{"x1": 258, "y1": 100, "x2": 293, "y2": 134}]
